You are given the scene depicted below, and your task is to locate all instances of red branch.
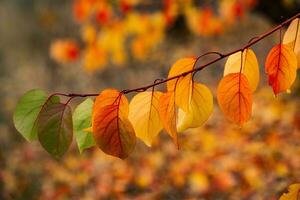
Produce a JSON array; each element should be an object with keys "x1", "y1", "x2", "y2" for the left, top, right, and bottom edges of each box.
[{"x1": 54, "y1": 12, "x2": 300, "y2": 99}]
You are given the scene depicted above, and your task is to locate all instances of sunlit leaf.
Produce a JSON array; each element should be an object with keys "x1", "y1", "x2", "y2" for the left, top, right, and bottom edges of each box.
[
  {"x1": 265, "y1": 44, "x2": 297, "y2": 95},
  {"x1": 73, "y1": 98, "x2": 95, "y2": 153},
  {"x1": 279, "y1": 183, "x2": 300, "y2": 200},
  {"x1": 92, "y1": 89, "x2": 136, "y2": 159},
  {"x1": 224, "y1": 48, "x2": 260, "y2": 91},
  {"x1": 13, "y1": 89, "x2": 47, "y2": 141},
  {"x1": 158, "y1": 92, "x2": 178, "y2": 147},
  {"x1": 167, "y1": 57, "x2": 196, "y2": 112},
  {"x1": 283, "y1": 18, "x2": 300, "y2": 67},
  {"x1": 217, "y1": 73, "x2": 252, "y2": 125},
  {"x1": 37, "y1": 95, "x2": 73, "y2": 158},
  {"x1": 177, "y1": 82, "x2": 213, "y2": 132},
  {"x1": 128, "y1": 91, "x2": 163, "y2": 147}
]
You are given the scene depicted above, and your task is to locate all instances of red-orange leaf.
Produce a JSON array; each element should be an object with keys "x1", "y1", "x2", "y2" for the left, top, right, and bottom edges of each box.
[
  {"x1": 265, "y1": 44, "x2": 297, "y2": 95},
  {"x1": 158, "y1": 92, "x2": 178, "y2": 147},
  {"x1": 217, "y1": 73, "x2": 252, "y2": 125},
  {"x1": 92, "y1": 89, "x2": 136, "y2": 159}
]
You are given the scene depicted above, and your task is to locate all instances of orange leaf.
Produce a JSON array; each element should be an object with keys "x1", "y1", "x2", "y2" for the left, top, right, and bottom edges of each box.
[
  {"x1": 92, "y1": 89, "x2": 136, "y2": 159},
  {"x1": 265, "y1": 44, "x2": 297, "y2": 95},
  {"x1": 217, "y1": 73, "x2": 252, "y2": 125},
  {"x1": 50, "y1": 39, "x2": 79, "y2": 64},
  {"x1": 158, "y1": 92, "x2": 178, "y2": 147}
]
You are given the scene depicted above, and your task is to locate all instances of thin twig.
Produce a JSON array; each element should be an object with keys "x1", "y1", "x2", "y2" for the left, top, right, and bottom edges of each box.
[{"x1": 52, "y1": 12, "x2": 300, "y2": 98}]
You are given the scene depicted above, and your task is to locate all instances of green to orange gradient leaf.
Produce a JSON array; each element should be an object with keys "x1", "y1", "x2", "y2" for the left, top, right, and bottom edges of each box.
[
  {"x1": 92, "y1": 89, "x2": 136, "y2": 159},
  {"x1": 158, "y1": 92, "x2": 178, "y2": 147},
  {"x1": 37, "y1": 95, "x2": 73, "y2": 159},
  {"x1": 177, "y1": 82, "x2": 213, "y2": 132},
  {"x1": 128, "y1": 91, "x2": 163, "y2": 147},
  {"x1": 167, "y1": 57, "x2": 196, "y2": 112},
  {"x1": 265, "y1": 44, "x2": 297, "y2": 95},
  {"x1": 279, "y1": 183, "x2": 300, "y2": 200},
  {"x1": 283, "y1": 18, "x2": 300, "y2": 67},
  {"x1": 217, "y1": 73, "x2": 252, "y2": 125},
  {"x1": 224, "y1": 48, "x2": 260, "y2": 91}
]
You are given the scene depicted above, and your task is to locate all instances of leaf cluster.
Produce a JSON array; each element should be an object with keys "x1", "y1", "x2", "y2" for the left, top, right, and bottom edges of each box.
[{"x1": 13, "y1": 17, "x2": 300, "y2": 159}]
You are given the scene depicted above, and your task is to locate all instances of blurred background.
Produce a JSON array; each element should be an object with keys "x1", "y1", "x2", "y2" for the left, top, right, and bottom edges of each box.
[{"x1": 1, "y1": 0, "x2": 300, "y2": 199}]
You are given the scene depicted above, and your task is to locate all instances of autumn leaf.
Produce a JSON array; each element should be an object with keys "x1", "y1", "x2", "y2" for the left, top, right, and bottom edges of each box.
[
  {"x1": 279, "y1": 183, "x2": 300, "y2": 200},
  {"x1": 224, "y1": 48, "x2": 260, "y2": 91},
  {"x1": 217, "y1": 73, "x2": 252, "y2": 125},
  {"x1": 177, "y1": 82, "x2": 213, "y2": 132},
  {"x1": 158, "y1": 91, "x2": 178, "y2": 147},
  {"x1": 283, "y1": 18, "x2": 300, "y2": 66},
  {"x1": 50, "y1": 39, "x2": 79, "y2": 64},
  {"x1": 92, "y1": 89, "x2": 136, "y2": 159},
  {"x1": 37, "y1": 95, "x2": 73, "y2": 159},
  {"x1": 265, "y1": 44, "x2": 297, "y2": 95},
  {"x1": 128, "y1": 91, "x2": 163, "y2": 147},
  {"x1": 167, "y1": 57, "x2": 196, "y2": 112}
]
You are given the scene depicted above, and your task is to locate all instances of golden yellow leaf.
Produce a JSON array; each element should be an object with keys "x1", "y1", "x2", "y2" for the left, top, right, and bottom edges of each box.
[
  {"x1": 167, "y1": 57, "x2": 196, "y2": 112},
  {"x1": 217, "y1": 73, "x2": 252, "y2": 125},
  {"x1": 177, "y1": 82, "x2": 213, "y2": 132},
  {"x1": 283, "y1": 18, "x2": 300, "y2": 67},
  {"x1": 280, "y1": 183, "x2": 300, "y2": 200},
  {"x1": 128, "y1": 91, "x2": 163, "y2": 146},
  {"x1": 224, "y1": 48, "x2": 260, "y2": 91}
]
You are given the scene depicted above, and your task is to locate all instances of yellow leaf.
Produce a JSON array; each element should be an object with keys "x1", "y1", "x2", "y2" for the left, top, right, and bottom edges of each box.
[
  {"x1": 177, "y1": 82, "x2": 213, "y2": 132},
  {"x1": 224, "y1": 48, "x2": 260, "y2": 91},
  {"x1": 167, "y1": 57, "x2": 196, "y2": 112},
  {"x1": 128, "y1": 91, "x2": 163, "y2": 146},
  {"x1": 280, "y1": 183, "x2": 300, "y2": 200},
  {"x1": 283, "y1": 18, "x2": 300, "y2": 67}
]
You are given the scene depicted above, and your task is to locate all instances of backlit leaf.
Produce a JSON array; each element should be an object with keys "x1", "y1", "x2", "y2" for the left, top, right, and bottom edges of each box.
[
  {"x1": 279, "y1": 183, "x2": 300, "y2": 200},
  {"x1": 283, "y1": 18, "x2": 300, "y2": 66},
  {"x1": 92, "y1": 89, "x2": 136, "y2": 159},
  {"x1": 13, "y1": 89, "x2": 47, "y2": 141},
  {"x1": 73, "y1": 98, "x2": 95, "y2": 153},
  {"x1": 128, "y1": 91, "x2": 163, "y2": 147},
  {"x1": 37, "y1": 95, "x2": 73, "y2": 159},
  {"x1": 224, "y1": 48, "x2": 260, "y2": 91},
  {"x1": 217, "y1": 73, "x2": 252, "y2": 125},
  {"x1": 158, "y1": 92, "x2": 178, "y2": 147},
  {"x1": 265, "y1": 44, "x2": 297, "y2": 95},
  {"x1": 167, "y1": 57, "x2": 196, "y2": 112},
  {"x1": 177, "y1": 82, "x2": 213, "y2": 132}
]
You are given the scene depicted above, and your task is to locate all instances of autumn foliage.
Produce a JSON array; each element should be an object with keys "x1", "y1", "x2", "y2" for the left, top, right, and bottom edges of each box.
[
  {"x1": 50, "y1": 0, "x2": 256, "y2": 72},
  {"x1": 14, "y1": 14, "x2": 300, "y2": 158},
  {"x1": 12, "y1": 8, "x2": 300, "y2": 200}
]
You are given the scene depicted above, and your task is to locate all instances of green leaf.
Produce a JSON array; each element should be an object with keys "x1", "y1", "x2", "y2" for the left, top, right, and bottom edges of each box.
[
  {"x1": 37, "y1": 95, "x2": 73, "y2": 158},
  {"x1": 73, "y1": 98, "x2": 95, "y2": 153},
  {"x1": 13, "y1": 89, "x2": 47, "y2": 141}
]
